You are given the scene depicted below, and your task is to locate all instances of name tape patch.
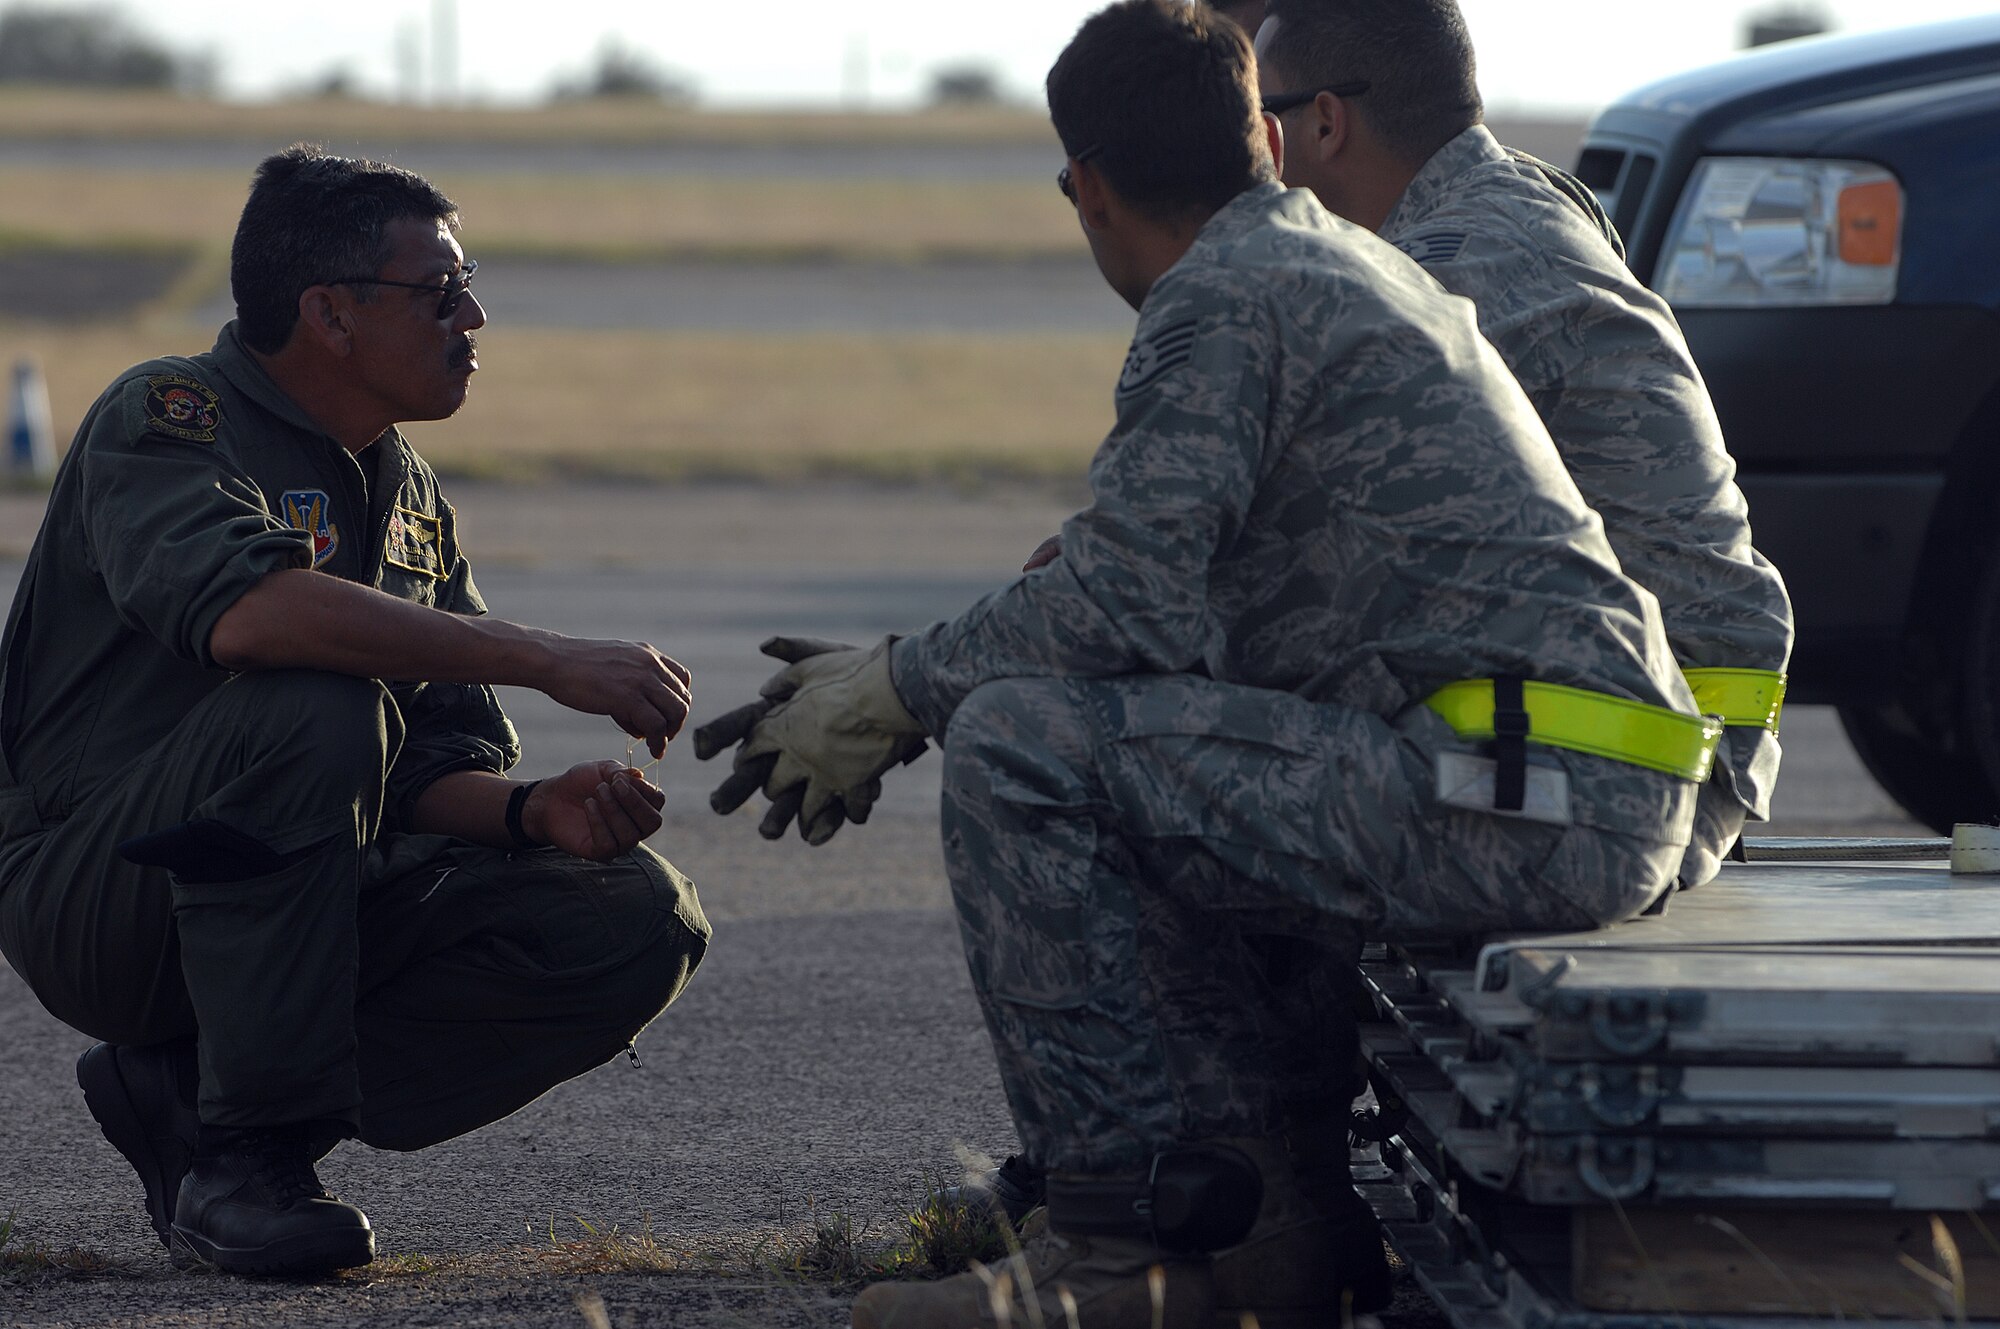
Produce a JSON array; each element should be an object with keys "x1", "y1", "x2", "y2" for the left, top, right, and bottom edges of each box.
[{"x1": 385, "y1": 506, "x2": 444, "y2": 579}]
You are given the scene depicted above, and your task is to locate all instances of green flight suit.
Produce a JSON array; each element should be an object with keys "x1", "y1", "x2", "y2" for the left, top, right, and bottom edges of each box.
[{"x1": 0, "y1": 322, "x2": 709, "y2": 1143}]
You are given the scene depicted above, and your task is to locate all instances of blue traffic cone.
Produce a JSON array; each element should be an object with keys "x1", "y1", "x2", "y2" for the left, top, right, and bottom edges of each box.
[{"x1": 7, "y1": 355, "x2": 54, "y2": 481}]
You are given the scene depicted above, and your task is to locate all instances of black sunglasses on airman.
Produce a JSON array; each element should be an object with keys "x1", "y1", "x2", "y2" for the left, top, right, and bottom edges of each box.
[
  {"x1": 1260, "y1": 81, "x2": 1370, "y2": 116},
  {"x1": 1056, "y1": 144, "x2": 1104, "y2": 203},
  {"x1": 324, "y1": 258, "x2": 479, "y2": 321}
]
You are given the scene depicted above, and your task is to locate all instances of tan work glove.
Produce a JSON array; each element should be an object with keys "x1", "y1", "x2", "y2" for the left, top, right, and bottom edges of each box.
[{"x1": 693, "y1": 636, "x2": 929, "y2": 845}]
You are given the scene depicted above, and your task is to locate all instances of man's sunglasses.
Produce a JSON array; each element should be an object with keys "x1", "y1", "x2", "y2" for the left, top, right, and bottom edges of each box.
[
  {"x1": 325, "y1": 258, "x2": 479, "y2": 321},
  {"x1": 1056, "y1": 144, "x2": 1104, "y2": 203},
  {"x1": 1260, "y1": 81, "x2": 1370, "y2": 116}
]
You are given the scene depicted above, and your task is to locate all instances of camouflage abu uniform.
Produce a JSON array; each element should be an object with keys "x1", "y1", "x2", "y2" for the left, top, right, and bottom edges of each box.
[
  {"x1": 890, "y1": 183, "x2": 1704, "y2": 1173},
  {"x1": 1378, "y1": 126, "x2": 1794, "y2": 887}
]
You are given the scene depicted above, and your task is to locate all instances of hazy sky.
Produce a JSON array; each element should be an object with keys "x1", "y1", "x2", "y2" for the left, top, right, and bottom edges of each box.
[{"x1": 12, "y1": 1, "x2": 2000, "y2": 112}]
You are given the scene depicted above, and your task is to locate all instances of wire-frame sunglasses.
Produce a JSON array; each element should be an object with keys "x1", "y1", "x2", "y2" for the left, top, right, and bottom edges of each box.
[{"x1": 324, "y1": 258, "x2": 479, "y2": 321}]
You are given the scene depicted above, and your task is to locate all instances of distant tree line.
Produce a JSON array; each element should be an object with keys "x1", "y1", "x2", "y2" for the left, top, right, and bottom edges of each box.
[
  {"x1": 0, "y1": 4, "x2": 215, "y2": 92},
  {"x1": 926, "y1": 63, "x2": 1007, "y2": 107},
  {"x1": 550, "y1": 37, "x2": 696, "y2": 104}
]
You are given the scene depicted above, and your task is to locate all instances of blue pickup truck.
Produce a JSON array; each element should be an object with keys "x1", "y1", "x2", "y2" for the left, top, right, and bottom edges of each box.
[{"x1": 1578, "y1": 16, "x2": 2000, "y2": 832}]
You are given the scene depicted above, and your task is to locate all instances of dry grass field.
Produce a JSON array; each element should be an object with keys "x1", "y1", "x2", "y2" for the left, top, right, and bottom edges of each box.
[
  {"x1": 0, "y1": 94, "x2": 1122, "y2": 483},
  {"x1": 0, "y1": 87, "x2": 1060, "y2": 146},
  {"x1": 0, "y1": 320, "x2": 1126, "y2": 483},
  {"x1": 0, "y1": 167, "x2": 1079, "y2": 262}
]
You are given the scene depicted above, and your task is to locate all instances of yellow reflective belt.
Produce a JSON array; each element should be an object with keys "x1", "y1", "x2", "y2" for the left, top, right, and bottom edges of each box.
[
  {"x1": 1683, "y1": 667, "x2": 1787, "y2": 733},
  {"x1": 1424, "y1": 679, "x2": 1723, "y2": 783}
]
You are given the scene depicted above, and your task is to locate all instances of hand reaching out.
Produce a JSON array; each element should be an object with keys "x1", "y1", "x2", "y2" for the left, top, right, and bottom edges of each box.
[
  {"x1": 693, "y1": 636, "x2": 928, "y2": 846},
  {"x1": 535, "y1": 638, "x2": 693, "y2": 759}
]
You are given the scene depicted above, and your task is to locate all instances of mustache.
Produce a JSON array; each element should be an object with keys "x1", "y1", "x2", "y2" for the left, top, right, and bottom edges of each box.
[{"x1": 449, "y1": 334, "x2": 478, "y2": 366}]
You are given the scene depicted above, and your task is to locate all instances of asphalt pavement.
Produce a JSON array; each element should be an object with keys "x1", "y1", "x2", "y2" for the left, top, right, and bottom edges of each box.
[{"x1": 0, "y1": 482, "x2": 1924, "y2": 1327}]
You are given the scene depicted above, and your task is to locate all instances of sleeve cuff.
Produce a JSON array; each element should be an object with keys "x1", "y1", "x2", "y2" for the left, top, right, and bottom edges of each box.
[
  {"x1": 184, "y1": 527, "x2": 314, "y2": 669},
  {"x1": 889, "y1": 632, "x2": 958, "y2": 738}
]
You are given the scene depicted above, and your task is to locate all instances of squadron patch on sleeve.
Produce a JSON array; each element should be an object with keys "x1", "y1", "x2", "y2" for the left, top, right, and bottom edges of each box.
[
  {"x1": 1116, "y1": 318, "x2": 1200, "y2": 398},
  {"x1": 1392, "y1": 231, "x2": 1471, "y2": 267},
  {"x1": 384, "y1": 506, "x2": 444, "y2": 579},
  {"x1": 142, "y1": 375, "x2": 222, "y2": 443},
  {"x1": 280, "y1": 490, "x2": 341, "y2": 569}
]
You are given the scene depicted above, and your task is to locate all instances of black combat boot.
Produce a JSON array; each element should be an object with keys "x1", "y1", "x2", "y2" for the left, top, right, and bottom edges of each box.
[
  {"x1": 172, "y1": 1124, "x2": 374, "y2": 1276},
  {"x1": 1211, "y1": 1121, "x2": 1393, "y2": 1323},
  {"x1": 76, "y1": 1040, "x2": 201, "y2": 1253}
]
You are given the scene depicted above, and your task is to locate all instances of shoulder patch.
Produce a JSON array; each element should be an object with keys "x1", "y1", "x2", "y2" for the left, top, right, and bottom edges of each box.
[
  {"x1": 280, "y1": 489, "x2": 341, "y2": 569},
  {"x1": 142, "y1": 374, "x2": 222, "y2": 443},
  {"x1": 1117, "y1": 318, "x2": 1200, "y2": 397},
  {"x1": 1392, "y1": 231, "x2": 1471, "y2": 267}
]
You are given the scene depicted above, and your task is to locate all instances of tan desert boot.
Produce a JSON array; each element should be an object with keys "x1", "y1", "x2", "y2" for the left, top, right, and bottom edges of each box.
[
  {"x1": 850, "y1": 1226, "x2": 1213, "y2": 1329},
  {"x1": 1209, "y1": 1136, "x2": 1391, "y2": 1328}
]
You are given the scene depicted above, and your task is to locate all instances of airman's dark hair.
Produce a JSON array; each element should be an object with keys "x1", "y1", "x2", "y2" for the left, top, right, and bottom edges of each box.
[
  {"x1": 1261, "y1": 0, "x2": 1482, "y2": 163},
  {"x1": 1047, "y1": 0, "x2": 1274, "y2": 223},
  {"x1": 1201, "y1": 0, "x2": 1267, "y2": 32},
  {"x1": 230, "y1": 144, "x2": 459, "y2": 354}
]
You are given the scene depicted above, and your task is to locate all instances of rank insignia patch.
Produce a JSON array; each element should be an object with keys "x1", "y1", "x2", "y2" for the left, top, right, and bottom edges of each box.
[
  {"x1": 280, "y1": 490, "x2": 340, "y2": 569},
  {"x1": 1117, "y1": 318, "x2": 1199, "y2": 397},
  {"x1": 385, "y1": 506, "x2": 443, "y2": 579},
  {"x1": 1393, "y1": 230, "x2": 1470, "y2": 266},
  {"x1": 142, "y1": 375, "x2": 222, "y2": 443}
]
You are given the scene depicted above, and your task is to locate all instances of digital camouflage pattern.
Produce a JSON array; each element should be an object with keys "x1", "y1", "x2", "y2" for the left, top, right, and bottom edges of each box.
[
  {"x1": 892, "y1": 183, "x2": 1696, "y2": 733},
  {"x1": 942, "y1": 675, "x2": 1695, "y2": 1171},
  {"x1": 894, "y1": 184, "x2": 1702, "y2": 1170},
  {"x1": 1378, "y1": 125, "x2": 1795, "y2": 886}
]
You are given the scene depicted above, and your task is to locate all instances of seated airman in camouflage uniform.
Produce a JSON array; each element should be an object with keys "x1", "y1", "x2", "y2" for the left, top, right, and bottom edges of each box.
[
  {"x1": 1255, "y1": 0, "x2": 1795, "y2": 890},
  {"x1": 697, "y1": 2, "x2": 1718, "y2": 1325},
  {"x1": 0, "y1": 148, "x2": 708, "y2": 1279}
]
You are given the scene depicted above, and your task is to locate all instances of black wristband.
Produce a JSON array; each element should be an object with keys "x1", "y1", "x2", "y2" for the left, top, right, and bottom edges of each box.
[{"x1": 505, "y1": 780, "x2": 542, "y2": 850}]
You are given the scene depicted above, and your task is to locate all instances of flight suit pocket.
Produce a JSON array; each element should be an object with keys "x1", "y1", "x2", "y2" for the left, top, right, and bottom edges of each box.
[{"x1": 455, "y1": 847, "x2": 683, "y2": 983}]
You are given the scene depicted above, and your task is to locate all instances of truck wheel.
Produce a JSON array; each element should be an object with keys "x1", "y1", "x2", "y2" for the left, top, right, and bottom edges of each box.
[{"x1": 1839, "y1": 697, "x2": 1998, "y2": 834}]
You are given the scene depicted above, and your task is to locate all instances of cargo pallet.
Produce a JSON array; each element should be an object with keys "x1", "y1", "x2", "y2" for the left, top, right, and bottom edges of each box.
[{"x1": 1356, "y1": 839, "x2": 2000, "y2": 1325}]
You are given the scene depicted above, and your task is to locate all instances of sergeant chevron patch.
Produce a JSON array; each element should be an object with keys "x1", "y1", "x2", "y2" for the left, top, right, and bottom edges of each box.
[
  {"x1": 1117, "y1": 319, "x2": 1199, "y2": 397},
  {"x1": 1393, "y1": 231, "x2": 1471, "y2": 266}
]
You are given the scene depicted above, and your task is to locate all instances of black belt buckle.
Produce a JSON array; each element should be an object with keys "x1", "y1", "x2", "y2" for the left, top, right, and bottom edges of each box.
[{"x1": 1492, "y1": 676, "x2": 1530, "y2": 812}]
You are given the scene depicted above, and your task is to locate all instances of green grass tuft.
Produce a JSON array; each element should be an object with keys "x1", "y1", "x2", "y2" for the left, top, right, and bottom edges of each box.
[
  {"x1": 537, "y1": 1214, "x2": 690, "y2": 1276},
  {"x1": 887, "y1": 1173, "x2": 1017, "y2": 1281},
  {"x1": 763, "y1": 1170, "x2": 1018, "y2": 1290},
  {"x1": 0, "y1": 1210, "x2": 134, "y2": 1285}
]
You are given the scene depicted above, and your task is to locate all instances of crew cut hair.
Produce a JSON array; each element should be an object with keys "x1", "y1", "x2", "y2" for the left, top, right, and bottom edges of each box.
[
  {"x1": 1047, "y1": 0, "x2": 1274, "y2": 222},
  {"x1": 1201, "y1": 0, "x2": 1267, "y2": 32},
  {"x1": 231, "y1": 144, "x2": 460, "y2": 354},
  {"x1": 1261, "y1": 0, "x2": 1483, "y2": 163}
]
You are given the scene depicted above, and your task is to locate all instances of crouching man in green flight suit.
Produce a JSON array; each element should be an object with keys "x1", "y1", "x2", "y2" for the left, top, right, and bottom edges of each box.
[
  {"x1": 696, "y1": 4, "x2": 1716, "y2": 1326},
  {"x1": 0, "y1": 146, "x2": 710, "y2": 1278}
]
